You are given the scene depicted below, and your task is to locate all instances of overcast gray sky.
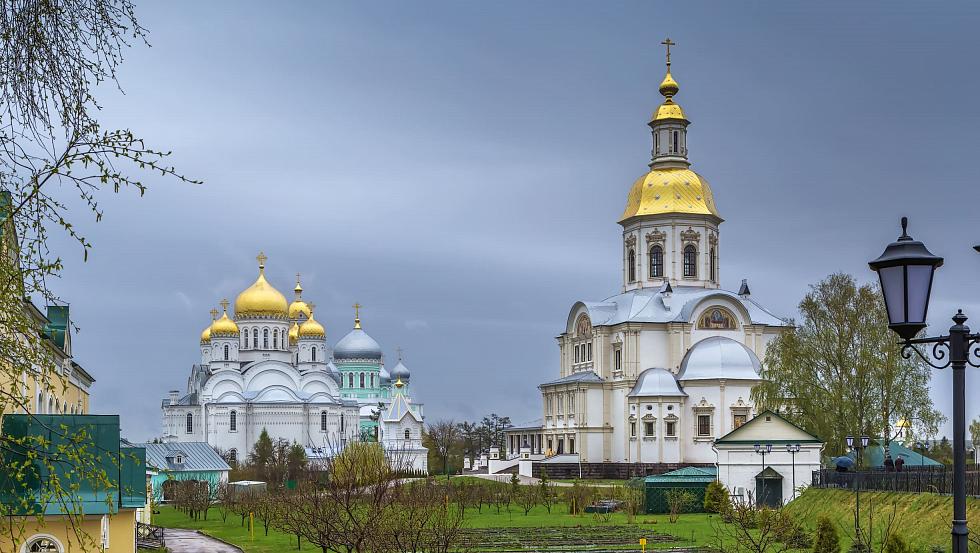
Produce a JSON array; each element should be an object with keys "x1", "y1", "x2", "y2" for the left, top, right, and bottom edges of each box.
[{"x1": 50, "y1": 1, "x2": 980, "y2": 441}]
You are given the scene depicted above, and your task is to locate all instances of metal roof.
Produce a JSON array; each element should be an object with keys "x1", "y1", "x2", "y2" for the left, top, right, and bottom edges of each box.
[
  {"x1": 136, "y1": 441, "x2": 230, "y2": 473},
  {"x1": 645, "y1": 466, "x2": 717, "y2": 483},
  {"x1": 629, "y1": 368, "x2": 686, "y2": 397},
  {"x1": 676, "y1": 336, "x2": 762, "y2": 381},
  {"x1": 539, "y1": 370, "x2": 604, "y2": 388}
]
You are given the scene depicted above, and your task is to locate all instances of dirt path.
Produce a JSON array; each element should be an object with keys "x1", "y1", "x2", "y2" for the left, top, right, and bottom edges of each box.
[{"x1": 163, "y1": 528, "x2": 243, "y2": 553}]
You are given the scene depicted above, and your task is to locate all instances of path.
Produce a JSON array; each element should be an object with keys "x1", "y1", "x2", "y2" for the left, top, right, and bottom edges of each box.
[
  {"x1": 465, "y1": 473, "x2": 619, "y2": 487},
  {"x1": 163, "y1": 528, "x2": 243, "y2": 553}
]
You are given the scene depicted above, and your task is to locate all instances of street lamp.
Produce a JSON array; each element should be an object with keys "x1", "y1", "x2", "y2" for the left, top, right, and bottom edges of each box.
[
  {"x1": 754, "y1": 443, "x2": 772, "y2": 505},
  {"x1": 870, "y1": 217, "x2": 974, "y2": 553},
  {"x1": 846, "y1": 435, "x2": 871, "y2": 546},
  {"x1": 786, "y1": 443, "x2": 801, "y2": 500}
]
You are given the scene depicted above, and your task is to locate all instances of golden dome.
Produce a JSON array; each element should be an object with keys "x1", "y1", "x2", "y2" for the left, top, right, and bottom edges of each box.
[
  {"x1": 200, "y1": 308, "x2": 218, "y2": 344},
  {"x1": 288, "y1": 322, "x2": 299, "y2": 345},
  {"x1": 234, "y1": 252, "x2": 289, "y2": 319},
  {"x1": 659, "y1": 70, "x2": 679, "y2": 98},
  {"x1": 299, "y1": 312, "x2": 326, "y2": 339},
  {"x1": 288, "y1": 274, "x2": 312, "y2": 320},
  {"x1": 620, "y1": 168, "x2": 720, "y2": 222},
  {"x1": 211, "y1": 300, "x2": 239, "y2": 337},
  {"x1": 651, "y1": 70, "x2": 687, "y2": 123}
]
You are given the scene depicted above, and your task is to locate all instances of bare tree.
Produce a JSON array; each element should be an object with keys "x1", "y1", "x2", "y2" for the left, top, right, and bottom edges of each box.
[{"x1": 424, "y1": 419, "x2": 461, "y2": 479}]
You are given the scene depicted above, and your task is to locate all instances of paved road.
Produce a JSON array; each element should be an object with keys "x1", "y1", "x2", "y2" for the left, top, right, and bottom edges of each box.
[{"x1": 163, "y1": 528, "x2": 242, "y2": 553}]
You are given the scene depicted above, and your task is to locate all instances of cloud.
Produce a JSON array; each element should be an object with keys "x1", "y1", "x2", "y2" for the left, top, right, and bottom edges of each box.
[{"x1": 404, "y1": 319, "x2": 430, "y2": 331}]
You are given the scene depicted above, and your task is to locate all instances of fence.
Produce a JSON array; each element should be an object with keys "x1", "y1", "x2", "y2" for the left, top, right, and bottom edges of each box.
[
  {"x1": 136, "y1": 522, "x2": 165, "y2": 550},
  {"x1": 812, "y1": 467, "x2": 980, "y2": 496}
]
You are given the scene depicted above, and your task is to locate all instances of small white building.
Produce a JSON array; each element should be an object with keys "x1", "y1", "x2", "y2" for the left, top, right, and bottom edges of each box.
[
  {"x1": 378, "y1": 380, "x2": 428, "y2": 473},
  {"x1": 714, "y1": 410, "x2": 823, "y2": 506}
]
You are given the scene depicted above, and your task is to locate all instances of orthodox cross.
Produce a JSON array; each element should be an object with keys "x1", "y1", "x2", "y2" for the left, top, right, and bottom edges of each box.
[
  {"x1": 256, "y1": 251, "x2": 267, "y2": 270},
  {"x1": 210, "y1": 308, "x2": 219, "y2": 321},
  {"x1": 353, "y1": 302, "x2": 362, "y2": 328},
  {"x1": 396, "y1": 346, "x2": 403, "y2": 361},
  {"x1": 309, "y1": 302, "x2": 316, "y2": 315},
  {"x1": 219, "y1": 298, "x2": 229, "y2": 313},
  {"x1": 661, "y1": 37, "x2": 675, "y2": 68}
]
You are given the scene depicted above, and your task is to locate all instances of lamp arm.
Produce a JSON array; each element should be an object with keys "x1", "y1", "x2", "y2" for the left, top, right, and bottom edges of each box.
[
  {"x1": 900, "y1": 339, "x2": 952, "y2": 370},
  {"x1": 967, "y1": 335, "x2": 980, "y2": 368}
]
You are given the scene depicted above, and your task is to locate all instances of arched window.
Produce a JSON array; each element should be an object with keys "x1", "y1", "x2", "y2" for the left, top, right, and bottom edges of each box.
[
  {"x1": 273, "y1": 329, "x2": 279, "y2": 350},
  {"x1": 341, "y1": 413, "x2": 345, "y2": 432},
  {"x1": 26, "y1": 536, "x2": 63, "y2": 552},
  {"x1": 223, "y1": 344, "x2": 229, "y2": 361},
  {"x1": 370, "y1": 374, "x2": 375, "y2": 387},
  {"x1": 359, "y1": 373, "x2": 365, "y2": 388},
  {"x1": 229, "y1": 410, "x2": 237, "y2": 432},
  {"x1": 683, "y1": 245, "x2": 697, "y2": 278},
  {"x1": 185, "y1": 412, "x2": 194, "y2": 433},
  {"x1": 404, "y1": 429, "x2": 411, "y2": 440},
  {"x1": 311, "y1": 346, "x2": 317, "y2": 362},
  {"x1": 710, "y1": 246, "x2": 717, "y2": 282},
  {"x1": 241, "y1": 329, "x2": 247, "y2": 349},
  {"x1": 252, "y1": 328, "x2": 259, "y2": 349},
  {"x1": 348, "y1": 373, "x2": 354, "y2": 388},
  {"x1": 627, "y1": 248, "x2": 636, "y2": 282},
  {"x1": 321, "y1": 411, "x2": 328, "y2": 432},
  {"x1": 649, "y1": 245, "x2": 664, "y2": 278},
  {"x1": 574, "y1": 345, "x2": 579, "y2": 363},
  {"x1": 229, "y1": 448, "x2": 238, "y2": 466},
  {"x1": 263, "y1": 328, "x2": 269, "y2": 349}
]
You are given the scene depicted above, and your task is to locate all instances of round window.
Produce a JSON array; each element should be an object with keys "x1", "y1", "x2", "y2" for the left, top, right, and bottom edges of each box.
[{"x1": 27, "y1": 537, "x2": 61, "y2": 552}]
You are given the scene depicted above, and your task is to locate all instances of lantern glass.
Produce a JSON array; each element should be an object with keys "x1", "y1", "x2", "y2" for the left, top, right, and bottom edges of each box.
[
  {"x1": 754, "y1": 443, "x2": 760, "y2": 453},
  {"x1": 766, "y1": 443, "x2": 772, "y2": 453},
  {"x1": 906, "y1": 264, "x2": 934, "y2": 324},
  {"x1": 861, "y1": 435, "x2": 870, "y2": 448},
  {"x1": 877, "y1": 266, "x2": 907, "y2": 325},
  {"x1": 846, "y1": 435, "x2": 854, "y2": 448}
]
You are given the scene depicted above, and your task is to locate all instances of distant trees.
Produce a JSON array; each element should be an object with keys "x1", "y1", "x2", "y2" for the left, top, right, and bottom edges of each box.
[
  {"x1": 753, "y1": 273, "x2": 944, "y2": 457},
  {"x1": 424, "y1": 420, "x2": 463, "y2": 477}
]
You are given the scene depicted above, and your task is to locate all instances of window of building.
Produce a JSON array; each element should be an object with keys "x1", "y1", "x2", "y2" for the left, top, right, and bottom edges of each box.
[
  {"x1": 655, "y1": 131, "x2": 660, "y2": 154},
  {"x1": 547, "y1": 438, "x2": 553, "y2": 452},
  {"x1": 27, "y1": 536, "x2": 63, "y2": 552},
  {"x1": 665, "y1": 420, "x2": 677, "y2": 437},
  {"x1": 252, "y1": 328, "x2": 258, "y2": 349},
  {"x1": 569, "y1": 438, "x2": 575, "y2": 454},
  {"x1": 223, "y1": 344, "x2": 229, "y2": 361},
  {"x1": 644, "y1": 421, "x2": 655, "y2": 437},
  {"x1": 341, "y1": 413, "x2": 345, "y2": 432},
  {"x1": 697, "y1": 414, "x2": 711, "y2": 436},
  {"x1": 672, "y1": 130, "x2": 679, "y2": 153},
  {"x1": 229, "y1": 410, "x2": 237, "y2": 432},
  {"x1": 683, "y1": 245, "x2": 697, "y2": 278},
  {"x1": 710, "y1": 247, "x2": 717, "y2": 282},
  {"x1": 229, "y1": 448, "x2": 238, "y2": 466},
  {"x1": 311, "y1": 346, "x2": 317, "y2": 362},
  {"x1": 359, "y1": 373, "x2": 365, "y2": 388},
  {"x1": 273, "y1": 329, "x2": 279, "y2": 350},
  {"x1": 628, "y1": 248, "x2": 636, "y2": 282},
  {"x1": 587, "y1": 342, "x2": 592, "y2": 361},
  {"x1": 630, "y1": 421, "x2": 637, "y2": 438},
  {"x1": 242, "y1": 329, "x2": 247, "y2": 348},
  {"x1": 263, "y1": 328, "x2": 269, "y2": 349},
  {"x1": 557, "y1": 438, "x2": 564, "y2": 454},
  {"x1": 557, "y1": 395, "x2": 563, "y2": 415},
  {"x1": 574, "y1": 346, "x2": 579, "y2": 363},
  {"x1": 370, "y1": 373, "x2": 375, "y2": 387},
  {"x1": 321, "y1": 411, "x2": 328, "y2": 432},
  {"x1": 348, "y1": 374, "x2": 354, "y2": 388},
  {"x1": 649, "y1": 245, "x2": 664, "y2": 277},
  {"x1": 614, "y1": 348, "x2": 622, "y2": 371},
  {"x1": 404, "y1": 429, "x2": 411, "y2": 440},
  {"x1": 733, "y1": 413, "x2": 747, "y2": 429},
  {"x1": 185, "y1": 412, "x2": 193, "y2": 434}
]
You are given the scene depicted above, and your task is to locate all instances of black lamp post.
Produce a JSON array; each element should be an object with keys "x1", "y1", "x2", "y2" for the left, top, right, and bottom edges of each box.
[
  {"x1": 753, "y1": 442, "x2": 772, "y2": 505},
  {"x1": 846, "y1": 434, "x2": 871, "y2": 545},
  {"x1": 786, "y1": 443, "x2": 801, "y2": 500},
  {"x1": 870, "y1": 217, "x2": 974, "y2": 553}
]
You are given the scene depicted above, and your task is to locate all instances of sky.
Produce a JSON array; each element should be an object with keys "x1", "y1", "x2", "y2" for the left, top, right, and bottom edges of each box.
[{"x1": 47, "y1": 1, "x2": 980, "y2": 441}]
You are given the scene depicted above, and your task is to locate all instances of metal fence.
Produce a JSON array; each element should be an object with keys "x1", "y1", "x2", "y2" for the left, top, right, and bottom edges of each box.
[{"x1": 812, "y1": 468, "x2": 980, "y2": 496}]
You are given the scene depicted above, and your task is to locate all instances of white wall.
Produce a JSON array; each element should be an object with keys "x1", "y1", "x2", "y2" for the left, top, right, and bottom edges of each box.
[{"x1": 716, "y1": 444, "x2": 822, "y2": 505}]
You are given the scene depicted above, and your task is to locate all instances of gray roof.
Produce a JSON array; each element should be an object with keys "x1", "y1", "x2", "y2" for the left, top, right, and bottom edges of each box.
[
  {"x1": 539, "y1": 370, "x2": 604, "y2": 387},
  {"x1": 135, "y1": 442, "x2": 230, "y2": 473},
  {"x1": 628, "y1": 368, "x2": 687, "y2": 397},
  {"x1": 508, "y1": 418, "x2": 544, "y2": 431},
  {"x1": 576, "y1": 285, "x2": 788, "y2": 328},
  {"x1": 677, "y1": 336, "x2": 762, "y2": 381},
  {"x1": 333, "y1": 328, "x2": 383, "y2": 361},
  {"x1": 379, "y1": 365, "x2": 391, "y2": 384},
  {"x1": 384, "y1": 391, "x2": 420, "y2": 422},
  {"x1": 326, "y1": 361, "x2": 343, "y2": 385},
  {"x1": 390, "y1": 360, "x2": 410, "y2": 381}
]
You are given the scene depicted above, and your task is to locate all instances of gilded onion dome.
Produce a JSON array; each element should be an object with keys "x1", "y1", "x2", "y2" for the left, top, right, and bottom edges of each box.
[
  {"x1": 210, "y1": 300, "x2": 239, "y2": 337},
  {"x1": 234, "y1": 252, "x2": 289, "y2": 319},
  {"x1": 288, "y1": 322, "x2": 300, "y2": 345},
  {"x1": 299, "y1": 308, "x2": 326, "y2": 339},
  {"x1": 201, "y1": 308, "x2": 218, "y2": 344},
  {"x1": 288, "y1": 274, "x2": 312, "y2": 320},
  {"x1": 620, "y1": 168, "x2": 719, "y2": 221},
  {"x1": 651, "y1": 71, "x2": 686, "y2": 122}
]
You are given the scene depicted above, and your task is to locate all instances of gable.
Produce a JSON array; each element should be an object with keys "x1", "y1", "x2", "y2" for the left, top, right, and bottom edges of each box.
[{"x1": 716, "y1": 410, "x2": 821, "y2": 444}]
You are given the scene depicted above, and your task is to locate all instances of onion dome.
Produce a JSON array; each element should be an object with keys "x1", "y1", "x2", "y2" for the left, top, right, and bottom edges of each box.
[
  {"x1": 210, "y1": 300, "x2": 239, "y2": 337},
  {"x1": 288, "y1": 274, "x2": 312, "y2": 320},
  {"x1": 288, "y1": 322, "x2": 299, "y2": 345},
  {"x1": 201, "y1": 308, "x2": 219, "y2": 344},
  {"x1": 620, "y1": 167, "x2": 719, "y2": 221},
  {"x1": 298, "y1": 308, "x2": 326, "y2": 339},
  {"x1": 391, "y1": 359, "x2": 410, "y2": 381},
  {"x1": 676, "y1": 336, "x2": 762, "y2": 381},
  {"x1": 234, "y1": 252, "x2": 289, "y2": 319},
  {"x1": 379, "y1": 365, "x2": 391, "y2": 385},
  {"x1": 334, "y1": 309, "x2": 382, "y2": 361},
  {"x1": 651, "y1": 38, "x2": 687, "y2": 123}
]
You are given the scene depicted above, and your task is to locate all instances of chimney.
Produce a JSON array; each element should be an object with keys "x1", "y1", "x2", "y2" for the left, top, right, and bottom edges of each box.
[
  {"x1": 739, "y1": 279, "x2": 751, "y2": 298},
  {"x1": 168, "y1": 390, "x2": 179, "y2": 406},
  {"x1": 660, "y1": 280, "x2": 673, "y2": 311}
]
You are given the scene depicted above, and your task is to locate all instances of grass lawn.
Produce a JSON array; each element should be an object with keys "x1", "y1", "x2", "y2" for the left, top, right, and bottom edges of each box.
[{"x1": 153, "y1": 504, "x2": 722, "y2": 551}]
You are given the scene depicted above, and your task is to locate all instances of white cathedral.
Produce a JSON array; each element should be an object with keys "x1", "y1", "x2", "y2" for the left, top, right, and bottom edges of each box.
[
  {"x1": 505, "y1": 46, "x2": 791, "y2": 467},
  {"x1": 161, "y1": 254, "x2": 427, "y2": 472}
]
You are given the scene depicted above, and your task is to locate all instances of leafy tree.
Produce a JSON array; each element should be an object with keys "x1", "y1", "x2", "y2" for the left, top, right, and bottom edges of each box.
[
  {"x1": 812, "y1": 516, "x2": 840, "y2": 553},
  {"x1": 665, "y1": 489, "x2": 694, "y2": 523},
  {"x1": 286, "y1": 442, "x2": 307, "y2": 481},
  {"x1": 703, "y1": 479, "x2": 730, "y2": 513},
  {"x1": 970, "y1": 419, "x2": 980, "y2": 463},
  {"x1": 249, "y1": 428, "x2": 275, "y2": 469},
  {"x1": 0, "y1": 0, "x2": 194, "y2": 547},
  {"x1": 752, "y1": 273, "x2": 944, "y2": 457}
]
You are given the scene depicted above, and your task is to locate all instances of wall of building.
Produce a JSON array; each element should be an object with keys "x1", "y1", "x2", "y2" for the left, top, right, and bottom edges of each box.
[{"x1": 1, "y1": 510, "x2": 137, "y2": 553}]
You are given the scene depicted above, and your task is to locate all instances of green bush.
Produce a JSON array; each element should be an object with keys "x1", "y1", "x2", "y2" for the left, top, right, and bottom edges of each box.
[
  {"x1": 812, "y1": 516, "x2": 840, "y2": 553},
  {"x1": 883, "y1": 533, "x2": 912, "y2": 553},
  {"x1": 703, "y1": 480, "x2": 730, "y2": 513}
]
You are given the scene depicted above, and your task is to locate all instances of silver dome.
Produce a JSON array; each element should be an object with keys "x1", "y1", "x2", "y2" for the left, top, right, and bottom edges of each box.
[
  {"x1": 391, "y1": 360, "x2": 410, "y2": 381},
  {"x1": 379, "y1": 365, "x2": 391, "y2": 384},
  {"x1": 628, "y1": 368, "x2": 686, "y2": 397},
  {"x1": 677, "y1": 336, "x2": 762, "y2": 381},
  {"x1": 333, "y1": 328, "x2": 383, "y2": 361}
]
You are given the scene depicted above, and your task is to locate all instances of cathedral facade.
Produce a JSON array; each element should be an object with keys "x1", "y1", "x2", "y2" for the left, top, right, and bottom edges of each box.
[
  {"x1": 161, "y1": 255, "x2": 426, "y2": 471},
  {"x1": 505, "y1": 46, "x2": 790, "y2": 467}
]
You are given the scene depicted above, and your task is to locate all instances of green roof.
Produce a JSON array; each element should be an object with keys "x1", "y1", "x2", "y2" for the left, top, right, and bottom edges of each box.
[
  {"x1": 645, "y1": 466, "x2": 717, "y2": 484},
  {"x1": 860, "y1": 440, "x2": 943, "y2": 467},
  {"x1": 43, "y1": 305, "x2": 69, "y2": 351},
  {"x1": 0, "y1": 415, "x2": 145, "y2": 515}
]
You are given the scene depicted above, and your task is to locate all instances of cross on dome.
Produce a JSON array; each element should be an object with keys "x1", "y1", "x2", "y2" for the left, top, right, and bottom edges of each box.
[
  {"x1": 661, "y1": 37, "x2": 675, "y2": 68},
  {"x1": 219, "y1": 298, "x2": 229, "y2": 312},
  {"x1": 353, "y1": 302, "x2": 362, "y2": 329},
  {"x1": 209, "y1": 308, "x2": 219, "y2": 320},
  {"x1": 256, "y1": 251, "x2": 267, "y2": 272}
]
